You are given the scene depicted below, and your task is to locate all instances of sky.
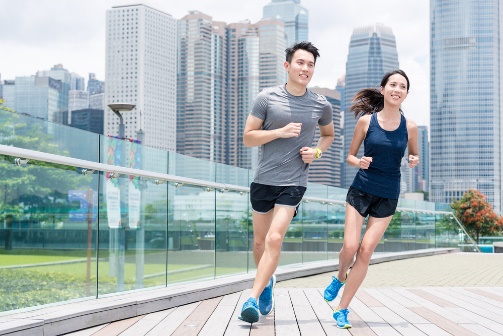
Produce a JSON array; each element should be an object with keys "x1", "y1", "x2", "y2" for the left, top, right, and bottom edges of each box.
[{"x1": 0, "y1": 0, "x2": 430, "y2": 128}]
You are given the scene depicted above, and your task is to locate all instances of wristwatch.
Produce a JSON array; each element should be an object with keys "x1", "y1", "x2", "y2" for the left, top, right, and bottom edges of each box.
[{"x1": 314, "y1": 147, "x2": 322, "y2": 159}]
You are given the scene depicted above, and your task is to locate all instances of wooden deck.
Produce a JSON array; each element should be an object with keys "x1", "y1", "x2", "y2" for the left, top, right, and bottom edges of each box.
[{"x1": 67, "y1": 287, "x2": 503, "y2": 336}]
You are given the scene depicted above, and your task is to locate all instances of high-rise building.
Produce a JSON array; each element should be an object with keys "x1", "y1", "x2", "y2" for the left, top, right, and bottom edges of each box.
[
  {"x1": 68, "y1": 90, "x2": 89, "y2": 124},
  {"x1": 87, "y1": 73, "x2": 104, "y2": 95},
  {"x1": 70, "y1": 73, "x2": 86, "y2": 91},
  {"x1": 71, "y1": 109, "x2": 104, "y2": 134},
  {"x1": 3, "y1": 75, "x2": 62, "y2": 121},
  {"x1": 226, "y1": 18, "x2": 286, "y2": 169},
  {"x1": 177, "y1": 11, "x2": 227, "y2": 163},
  {"x1": 89, "y1": 93, "x2": 105, "y2": 111},
  {"x1": 416, "y1": 126, "x2": 429, "y2": 193},
  {"x1": 105, "y1": 4, "x2": 177, "y2": 150},
  {"x1": 37, "y1": 64, "x2": 72, "y2": 122},
  {"x1": 430, "y1": 0, "x2": 502, "y2": 213},
  {"x1": 341, "y1": 24, "x2": 399, "y2": 188},
  {"x1": 263, "y1": 0, "x2": 308, "y2": 48},
  {"x1": 176, "y1": 12, "x2": 285, "y2": 169},
  {"x1": 309, "y1": 87, "x2": 342, "y2": 187}
]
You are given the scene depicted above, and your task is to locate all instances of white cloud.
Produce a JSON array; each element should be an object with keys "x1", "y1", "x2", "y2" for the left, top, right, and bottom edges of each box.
[{"x1": 0, "y1": 0, "x2": 430, "y2": 127}]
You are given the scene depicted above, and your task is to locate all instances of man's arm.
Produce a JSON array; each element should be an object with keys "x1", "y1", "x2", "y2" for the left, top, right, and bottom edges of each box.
[
  {"x1": 243, "y1": 114, "x2": 302, "y2": 148},
  {"x1": 300, "y1": 122, "x2": 335, "y2": 164}
]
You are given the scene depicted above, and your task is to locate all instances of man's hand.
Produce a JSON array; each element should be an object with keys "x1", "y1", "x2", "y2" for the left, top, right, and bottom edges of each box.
[
  {"x1": 279, "y1": 123, "x2": 302, "y2": 138},
  {"x1": 300, "y1": 147, "x2": 316, "y2": 164}
]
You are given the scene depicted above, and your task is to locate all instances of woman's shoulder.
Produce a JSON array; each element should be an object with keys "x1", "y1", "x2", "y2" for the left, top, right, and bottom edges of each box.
[{"x1": 405, "y1": 117, "x2": 417, "y2": 129}]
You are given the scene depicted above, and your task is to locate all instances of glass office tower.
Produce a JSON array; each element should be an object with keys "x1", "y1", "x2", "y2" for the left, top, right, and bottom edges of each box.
[
  {"x1": 263, "y1": 0, "x2": 308, "y2": 48},
  {"x1": 430, "y1": 0, "x2": 502, "y2": 213},
  {"x1": 342, "y1": 24, "x2": 399, "y2": 188}
]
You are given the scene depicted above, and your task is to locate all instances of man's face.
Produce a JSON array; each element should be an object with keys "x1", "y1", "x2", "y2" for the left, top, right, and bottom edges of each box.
[{"x1": 284, "y1": 49, "x2": 315, "y2": 87}]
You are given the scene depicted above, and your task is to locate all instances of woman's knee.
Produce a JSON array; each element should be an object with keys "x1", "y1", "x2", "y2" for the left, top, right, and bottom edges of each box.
[
  {"x1": 341, "y1": 243, "x2": 359, "y2": 257},
  {"x1": 266, "y1": 232, "x2": 284, "y2": 249},
  {"x1": 356, "y1": 244, "x2": 374, "y2": 263}
]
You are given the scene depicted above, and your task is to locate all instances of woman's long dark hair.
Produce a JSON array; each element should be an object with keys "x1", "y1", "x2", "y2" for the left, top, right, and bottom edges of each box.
[{"x1": 350, "y1": 69, "x2": 410, "y2": 119}]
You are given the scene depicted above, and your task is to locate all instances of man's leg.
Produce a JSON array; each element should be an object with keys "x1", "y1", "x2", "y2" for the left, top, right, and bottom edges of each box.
[
  {"x1": 249, "y1": 205, "x2": 295, "y2": 299},
  {"x1": 252, "y1": 210, "x2": 274, "y2": 267}
]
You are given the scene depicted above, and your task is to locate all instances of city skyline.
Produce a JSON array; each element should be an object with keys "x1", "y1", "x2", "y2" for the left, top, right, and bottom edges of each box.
[{"x1": 0, "y1": 0, "x2": 430, "y2": 128}]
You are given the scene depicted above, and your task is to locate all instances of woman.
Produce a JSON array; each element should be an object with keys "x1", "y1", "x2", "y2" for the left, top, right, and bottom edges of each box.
[{"x1": 324, "y1": 69, "x2": 419, "y2": 328}]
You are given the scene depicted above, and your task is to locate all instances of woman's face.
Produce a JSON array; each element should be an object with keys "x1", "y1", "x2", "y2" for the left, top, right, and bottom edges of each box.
[{"x1": 380, "y1": 74, "x2": 408, "y2": 107}]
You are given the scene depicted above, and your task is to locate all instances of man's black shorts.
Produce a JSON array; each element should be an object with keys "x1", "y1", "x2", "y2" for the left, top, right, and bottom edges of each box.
[
  {"x1": 346, "y1": 186, "x2": 398, "y2": 218},
  {"x1": 250, "y1": 182, "x2": 306, "y2": 217}
]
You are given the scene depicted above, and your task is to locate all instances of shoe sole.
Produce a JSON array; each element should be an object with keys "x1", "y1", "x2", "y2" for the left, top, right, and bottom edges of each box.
[
  {"x1": 337, "y1": 324, "x2": 352, "y2": 329},
  {"x1": 239, "y1": 307, "x2": 259, "y2": 323},
  {"x1": 264, "y1": 275, "x2": 276, "y2": 316}
]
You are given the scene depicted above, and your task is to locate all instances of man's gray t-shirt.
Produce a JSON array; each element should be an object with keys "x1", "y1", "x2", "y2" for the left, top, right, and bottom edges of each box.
[{"x1": 251, "y1": 85, "x2": 333, "y2": 187}]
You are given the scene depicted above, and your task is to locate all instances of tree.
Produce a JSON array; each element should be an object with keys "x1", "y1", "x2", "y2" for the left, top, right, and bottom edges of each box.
[
  {"x1": 0, "y1": 101, "x2": 90, "y2": 228},
  {"x1": 451, "y1": 189, "x2": 503, "y2": 243}
]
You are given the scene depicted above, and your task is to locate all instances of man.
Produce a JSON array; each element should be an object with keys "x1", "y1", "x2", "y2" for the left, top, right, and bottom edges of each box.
[{"x1": 239, "y1": 41, "x2": 335, "y2": 323}]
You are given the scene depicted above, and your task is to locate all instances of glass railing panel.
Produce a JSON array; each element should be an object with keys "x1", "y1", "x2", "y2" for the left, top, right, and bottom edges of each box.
[
  {"x1": 301, "y1": 200, "x2": 328, "y2": 263},
  {"x1": 327, "y1": 186, "x2": 348, "y2": 203},
  {"x1": 168, "y1": 183, "x2": 215, "y2": 284},
  {"x1": 304, "y1": 182, "x2": 328, "y2": 199},
  {"x1": 0, "y1": 109, "x2": 100, "y2": 161},
  {"x1": 169, "y1": 151, "x2": 216, "y2": 181},
  {"x1": 215, "y1": 190, "x2": 250, "y2": 277},
  {"x1": 0, "y1": 154, "x2": 99, "y2": 311},
  {"x1": 327, "y1": 203, "x2": 345, "y2": 260},
  {"x1": 435, "y1": 213, "x2": 457, "y2": 249},
  {"x1": 416, "y1": 212, "x2": 436, "y2": 250},
  {"x1": 279, "y1": 202, "x2": 303, "y2": 266}
]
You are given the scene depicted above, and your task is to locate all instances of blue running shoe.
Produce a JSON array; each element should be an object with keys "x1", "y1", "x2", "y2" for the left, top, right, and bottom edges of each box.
[
  {"x1": 238, "y1": 297, "x2": 259, "y2": 323},
  {"x1": 324, "y1": 276, "x2": 345, "y2": 302},
  {"x1": 259, "y1": 274, "x2": 276, "y2": 315},
  {"x1": 333, "y1": 308, "x2": 352, "y2": 329}
]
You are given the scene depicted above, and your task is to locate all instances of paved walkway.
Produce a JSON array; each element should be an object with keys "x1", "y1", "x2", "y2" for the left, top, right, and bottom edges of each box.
[{"x1": 65, "y1": 253, "x2": 503, "y2": 336}]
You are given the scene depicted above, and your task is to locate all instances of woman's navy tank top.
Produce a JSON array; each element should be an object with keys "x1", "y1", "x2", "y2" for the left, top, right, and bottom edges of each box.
[{"x1": 351, "y1": 112, "x2": 408, "y2": 199}]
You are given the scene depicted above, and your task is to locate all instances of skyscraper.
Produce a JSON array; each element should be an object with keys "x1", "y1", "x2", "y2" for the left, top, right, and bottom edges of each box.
[
  {"x1": 226, "y1": 18, "x2": 286, "y2": 169},
  {"x1": 309, "y1": 87, "x2": 342, "y2": 187},
  {"x1": 341, "y1": 24, "x2": 399, "y2": 188},
  {"x1": 430, "y1": 0, "x2": 502, "y2": 213},
  {"x1": 263, "y1": 0, "x2": 308, "y2": 48},
  {"x1": 87, "y1": 73, "x2": 104, "y2": 95},
  {"x1": 177, "y1": 11, "x2": 227, "y2": 163},
  {"x1": 105, "y1": 4, "x2": 177, "y2": 149}
]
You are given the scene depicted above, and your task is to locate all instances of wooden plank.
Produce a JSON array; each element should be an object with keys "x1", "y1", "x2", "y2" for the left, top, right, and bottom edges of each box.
[
  {"x1": 459, "y1": 323, "x2": 502, "y2": 336},
  {"x1": 92, "y1": 315, "x2": 143, "y2": 336},
  {"x1": 146, "y1": 302, "x2": 200, "y2": 336},
  {"x1": 448, "y1": 307, "x2": 503, "y2": 334},
  {"x1": 409, "y1": 307, "x2": 477, "y2": 336},
  {"x1": 199, "y1": 292, "x2": 241, "y2": 336},
  {"x1": 364, "y1": 288, "x2": 428, "y2": 324},
  {"x1": 274, "y1": 288, "x2": 300, "y2": 336},
  {"x1": 393, "y1": 288, "x2": 468, "y2": 324},
  {"x1": 348, "y1": 297, "x2": 385, "y2": 324},
  {"x1": 370, "y1": 307, "x2": 425, "y2": 336},
  {"x1": 290, "y1": 288, "x2": 326, "y2": 335},
  {"x1": 64, "y1": 324, "x2": 108, "y2": 336},
  {"x1": 171, "y1": 297, "x2": 222, "y2": 336},
  {"x1": 365, "y1": 322, "x2": 402, "y2": 336},
  {"x1": 376, "y1": 288, "x2": 420, "y2": 308},
  {"x1": 250, "y1": 314, "x2": 275, "y2": 336},
  {"x1": 453, "y1": 288, "x2": 503, "y2": 308},
  {"x1": 355, "y1": 290, "x2": 384, "y2": 307},
  {"x1": 407, "y1": 289, "x2": 455, "y2": 308},
  {"x1": 413, "y1": 323, "x2": 453, "y2": 336},
  {"x1": 224, "y1": 290, "x2": 252, "y2": 336},
  {"x1": 304, "y1": 288, "x2": 351, "y2": 336},
  {"x1": 424, "y1": 288, "x2": 503, "y2": 324},
  {"x1": 345, "y1": 309, "x2": 377, "y2": 336},
  {"x1": 120, "y1": 309, "x2": 175, "y2": 336}
]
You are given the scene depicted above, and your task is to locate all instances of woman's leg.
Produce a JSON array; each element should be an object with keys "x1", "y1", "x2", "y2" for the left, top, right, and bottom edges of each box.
[
  {"x1": 337, "y1": 204, "x2": 366, "y2": 281},
  {"x1": 338, "y1": 214, "x2": 393, "y2": 309}
]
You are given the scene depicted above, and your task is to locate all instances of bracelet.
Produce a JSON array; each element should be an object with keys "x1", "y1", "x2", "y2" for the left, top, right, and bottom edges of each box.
[{"x1": 314, "y1": 147, "x2": 322, "y2": 159}]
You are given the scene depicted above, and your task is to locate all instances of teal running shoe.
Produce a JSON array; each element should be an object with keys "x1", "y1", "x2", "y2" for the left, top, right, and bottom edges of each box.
[
  {"x1": 333, "y1": 308, "x2": 352, "y2": 329},
  {"x1": 238, "y1": 297, "x2": 259, "y2": 323},
  {"x1": 259, "y1": 274, "x2": 276, "y2": 315},
  {"x1": 324, "y1": 276, "x2": 345, "y2": 301}
]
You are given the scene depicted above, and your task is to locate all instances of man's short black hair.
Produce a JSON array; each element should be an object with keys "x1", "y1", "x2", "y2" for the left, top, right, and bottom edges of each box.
[{"x1": 285, "y1": 41, "x2": 320, "y2": 64}]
